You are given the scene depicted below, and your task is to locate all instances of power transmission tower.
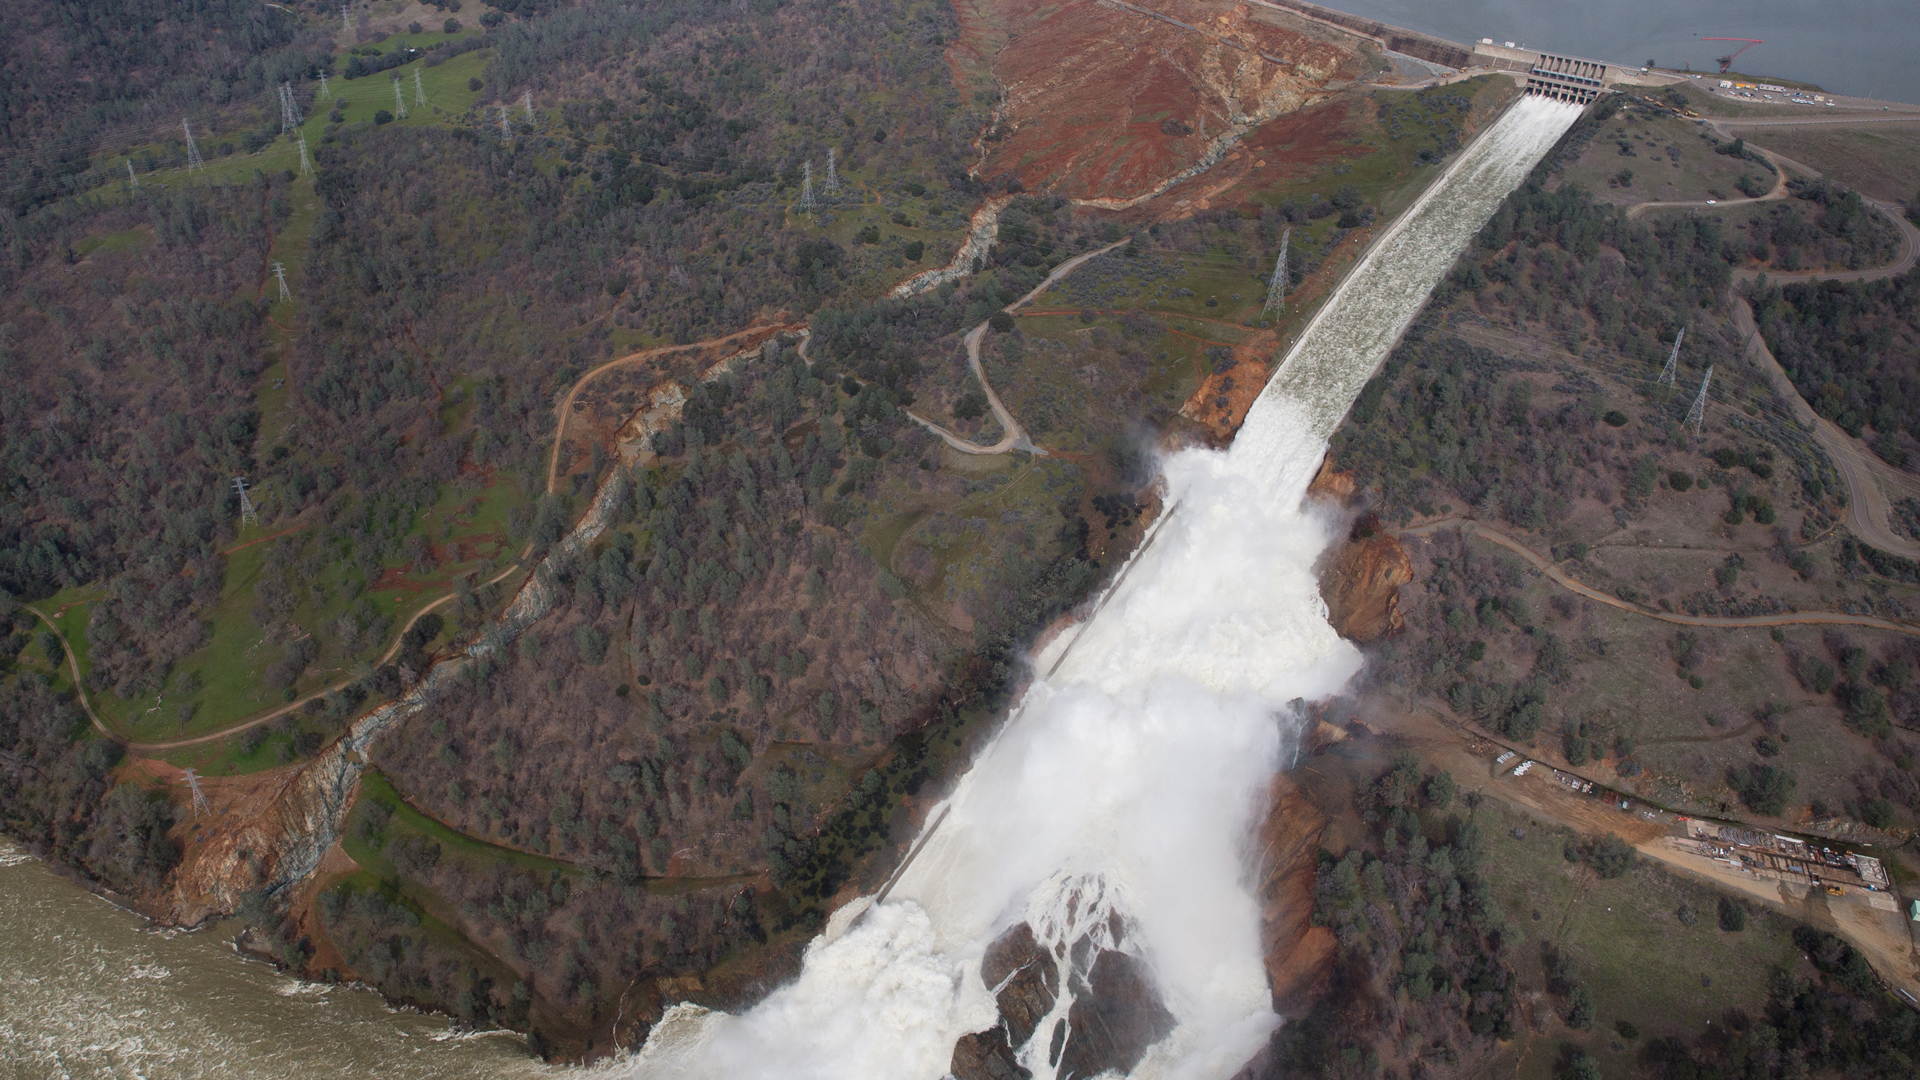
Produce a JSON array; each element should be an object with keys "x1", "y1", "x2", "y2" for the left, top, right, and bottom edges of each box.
[
  {"x1": 126, "y1": 160, "x2": 139, "y2": 190},
  {"x1": 232, "y1": 476, "x2": 259, "y2": 527},
  {"x1": 297, "y1": 132, "x2": 312, "y2": 175},
  {"x1": 1263, "y1": 228, "x2": 1291, "y2": 315},
  {"x1": 522, "y1": 90, "x2": 533, "y2": 121},
  {"x1": 800, "y1": 160, "x2": 815, "y2": 211},
  {"x1": 414, "y1": 68, "x2": 427, "y2": 107},
  {"x1": 342, "y1": 4, "x2": 352, "y2": 34},
  {"x1": 1658, "y1": 327, "x2": 1684, "y2": 387},
  {"x1": 279, "y1": 82, "x2": 301, "y2": 133},
  {"x1": 183, "y1": 118, "x2": 205, "y2": 172},
  {"x1": 181, "y1": 768, "x2": 210, "y2": 818},
  {"x1": 271, "y1": 261, "x2": 292, "y2": 303},
  {"x1": 318, "y1": 71, "x2": 330, "y2": 101},
  {"x1": 825, "y1": 147, "x2": 840, "y2": 195},
  {"x1": 393, "y1": 77, "x2": 408, "y2": 120},
  {"x1": 497, "y1": 105, "x2": 512, "y2": 139},
  {"x1": 1684, "y1": 365, "x2": 1713, "y2": 434}
]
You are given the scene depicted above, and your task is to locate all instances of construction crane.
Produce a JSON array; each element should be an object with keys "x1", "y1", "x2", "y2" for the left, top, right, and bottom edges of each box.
[{"x1": 1702, "y1": 37, "x2": 1763, "y2": 74}]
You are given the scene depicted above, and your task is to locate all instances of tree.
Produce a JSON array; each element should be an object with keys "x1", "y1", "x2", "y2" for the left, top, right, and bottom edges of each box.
[
  {"x1": 1587, "y1": 833, "x2": 1635, "y2": 879},
  {"x1": 574, "y1": 624, "x2": 609, "y2": 665},
  {"x1": 1717, "y1": 895, "x2": 1747, "y2": 931},
  {"x1": 1730, "y1": 763, "x2": 1796, "y2": 816}
]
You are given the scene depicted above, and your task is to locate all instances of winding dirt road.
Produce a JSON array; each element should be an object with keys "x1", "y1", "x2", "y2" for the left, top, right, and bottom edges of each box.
[
  {"x1": 1402, "y1": 517, "x2": 1920, "y2": 639},
  {"x1": 1632, "y1": 118, "x2": 1920, "y2": 559},
  {"x1": 904, "y1": 235, "x2": 1134, "y2": 455}
]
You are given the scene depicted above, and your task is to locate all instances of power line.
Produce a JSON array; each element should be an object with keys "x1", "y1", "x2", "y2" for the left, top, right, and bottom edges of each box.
[
  {"x1": 393, "y1": 77, "x2": 409, "y2": 121},
  {"x1": 181, "y1": 768, "x2": 210, "y2": 818},
  {"x1": 1659, "y1": 326, "x2": 1683, "y2": 386},
  {"x1": 271, "y1": 261, "x2": 292, "y2": 303},
  {"x1": 1263, "y1": 228, "x2": 1290, "y2": 315},
  {"x1": 414, "y1": 68, "x2": 427, "y2": 108},
  {"x1": 232, "y1": 476, "x2": 258, "y2": 527},
  {"x1": 182, "y1": 118, "x2": 204, "y2": 172},
  {"x1": 1686, "y1": 364, "x2": 1714, "y2": 434}
]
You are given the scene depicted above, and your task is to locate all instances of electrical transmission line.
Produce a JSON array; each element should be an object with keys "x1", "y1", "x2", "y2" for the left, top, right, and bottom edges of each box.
[
  {"x1": 1263, "y1": 228, "x2": 1290, "y2": 315},
  {"x1": 825, "y1": 147, "x2": 840, "y2": 195},
  {"x1": 498, "y1": 106, "x2": 512, "y2": 139},
  {"x1": 800, "y1": 160, "x2": 815, "y2": 211},
  {"x1": 342, "y1": 4, "x2": 352, "y2": 34},
  {"x1": 414, "y1": 68, "x2": 427, "y2": 107},
  {"x1": 1685, "y1": 364, "x2": 1713, "y2": 434},
  {"x1": 182, "y1": 768, "x2": 210, "y2": 818},
  {"x1": 523, "y1": 91, "x2": 533, "y2": 121},
  {"x1": 393, "y1": 77, "x2": 409, "y2": 120},
  {"x1": 318, "y1": 71, "x2": 330, "y2": 101},
  {"x1": 125, "y1": 160, "x2": 139, "y2": 190},
  {"x1": 271, "y1": 262, "x2": 291, "y2": 303},
  {"x1": 232, "y1": 476, "x2": 259, "y2": 527},
  {"x1": 297, "y1": 133, "x2": 312, "y2": 175},
  {"x1": 182, "y1": 118, "x2": 205, "y2": 172},
  {"x1": 278, "y1": 82, "x2": 301, "y2": 133},
  {"x1": 1658, "y1": 327, "x2": 1683, "y2": 386}
]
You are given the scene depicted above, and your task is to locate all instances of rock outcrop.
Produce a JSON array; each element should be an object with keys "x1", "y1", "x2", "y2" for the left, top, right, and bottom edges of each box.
[{"x1": 951, "y1": 919, "x2": 1175, "y2": 1080}]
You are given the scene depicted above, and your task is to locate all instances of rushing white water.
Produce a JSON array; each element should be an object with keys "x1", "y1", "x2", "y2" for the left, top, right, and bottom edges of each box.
[
  {"x1": 0, "y1": 98, "x2": 1579, "y2": 1080},
  {"x1": 619, "y1": 94, "x2": 1584, "y2": 1080}
]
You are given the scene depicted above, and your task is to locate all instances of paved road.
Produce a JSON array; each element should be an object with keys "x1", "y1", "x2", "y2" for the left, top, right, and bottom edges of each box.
[
  {"x1": 1402, "y1": 518, "x2": 1920, "y2": 639},
  {"x1": 904, "y1": 236, "x2": 1134, "y2": 455}
]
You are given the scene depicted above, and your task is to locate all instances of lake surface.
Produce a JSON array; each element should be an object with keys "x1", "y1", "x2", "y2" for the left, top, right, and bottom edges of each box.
[{"x1": 1319, "y1": 0, "x2": 1920, "y2": 104}]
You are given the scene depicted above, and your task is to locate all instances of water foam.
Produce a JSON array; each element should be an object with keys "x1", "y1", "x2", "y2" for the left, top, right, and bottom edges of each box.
[{"x1": 606, "y1": 95, "x2": 1585, "y2": 1080}]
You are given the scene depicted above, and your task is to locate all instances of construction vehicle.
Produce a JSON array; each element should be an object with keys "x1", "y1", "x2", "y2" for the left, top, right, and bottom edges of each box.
[
  {"x1": 1703, "y1": 38, "x2": 1763, "y2": 74},
  {"x1": 1824, "y1": 885, "x2": 1845, "y2": 896}
]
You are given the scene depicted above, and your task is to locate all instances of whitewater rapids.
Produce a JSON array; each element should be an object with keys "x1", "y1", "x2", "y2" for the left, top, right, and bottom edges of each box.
[{"x1": 621, "y1": 94, "x2": 1583, "y2": 1080}]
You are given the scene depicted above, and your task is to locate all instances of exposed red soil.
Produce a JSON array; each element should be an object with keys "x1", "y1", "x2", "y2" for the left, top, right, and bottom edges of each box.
[
  {"x1": 954, "y1": 0, "x2": 1363, "y2": 202},
  {"x1": 118, "y1": 756, "x2": 310, "y2": 925},
  {"x1": 1308, "y1": 456, "x2": 1411, "y2": 643},
  {"x1": 1176, "y1": 326, "x2": 1276, "y2": 441},
  {"x1": 1255, "y1": 772, "x2": 1336, "y2": 1012}
]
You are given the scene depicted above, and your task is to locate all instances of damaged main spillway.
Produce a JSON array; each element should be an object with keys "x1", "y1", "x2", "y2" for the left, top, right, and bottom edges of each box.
[{"x1": 617, "y1": 94, "x2": 1586, "y2": 1080}]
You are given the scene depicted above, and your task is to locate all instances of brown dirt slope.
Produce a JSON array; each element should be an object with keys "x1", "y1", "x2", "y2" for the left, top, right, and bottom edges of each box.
[{"x1": 958, "y1": 0, "x2": 1361, "y2": 200}]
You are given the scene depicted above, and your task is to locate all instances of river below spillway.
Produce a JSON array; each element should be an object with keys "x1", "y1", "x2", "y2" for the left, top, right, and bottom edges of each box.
[
  {"x1": 1, "y1": 96, "x2": 1582, "y2": 1080},
  {"x1": 0, "y1": 839, "x2": 555, "y2": 1079}
]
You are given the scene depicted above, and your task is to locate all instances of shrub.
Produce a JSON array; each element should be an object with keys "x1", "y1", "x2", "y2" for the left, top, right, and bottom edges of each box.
[
  {"x1": 445, "y1": 18, "x2": 462, "y2": 33},
  {"x1": 374, "y1": 109, "x2": 395, "y2": 125},
  {"x1": 904, "y1": 240, "x2": 924, "y2": 261},
  {"x1": 988, "y1": 311, "x2": 1015, "y2": 333},
  {"x1": 1717, "y1": 895, "x2": 1747, "y2": 931},
  {"x1": 1669, "y1": 470, "x2": 1693, "y2": 491},
  {"x1": 1730, "y1": 763, "x2": 1796, "y2": 816},
  {"x1": 1587, "y1": 833, "x2": 1636, "y2": 879},
  {"x1": 1602, "y1": 410, "x2": 1628, "y2": 427},
  {"x1": 1859, "y1": 797, "x2": 1896, "y2": 829},
  {"x1": 467, "y1": 76, "x2": 483, "y2": 92},
  {"x1": 1754, "y1": 734, "x2": 1782, "y2": 757}
]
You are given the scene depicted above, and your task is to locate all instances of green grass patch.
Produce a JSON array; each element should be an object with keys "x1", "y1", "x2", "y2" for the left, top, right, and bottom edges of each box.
[
  {"x1": 75, "y1": 227, "x2": 154, "y2": 256},
  {"x1": 351, "y1": 769, "x2": 582, "y2": 880},
  {"x1": 1477, "y1": 804, "x2": 1807, "y2": 1079}
]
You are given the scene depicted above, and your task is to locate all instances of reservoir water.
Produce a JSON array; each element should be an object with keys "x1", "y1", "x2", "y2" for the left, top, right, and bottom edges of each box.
[
  {"x1": 3, "y1": 96, "x2": 1584, "y2": 1080},
  {"x1": 1321, "y1": 0, "x2": 1920, "y2": 104}
]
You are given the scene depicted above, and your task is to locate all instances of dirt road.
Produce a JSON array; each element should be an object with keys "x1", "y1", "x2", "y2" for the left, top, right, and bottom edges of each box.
[
  {"x1": 904, "y1": 236, "x2": 1134, "y2": 455},
  {"x1": 1634, "y1": 121, "x2": 1920, "y2": 559},
  {"x1": 1401, "y1": 517, "x2": 1920, "y2": 638}
]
